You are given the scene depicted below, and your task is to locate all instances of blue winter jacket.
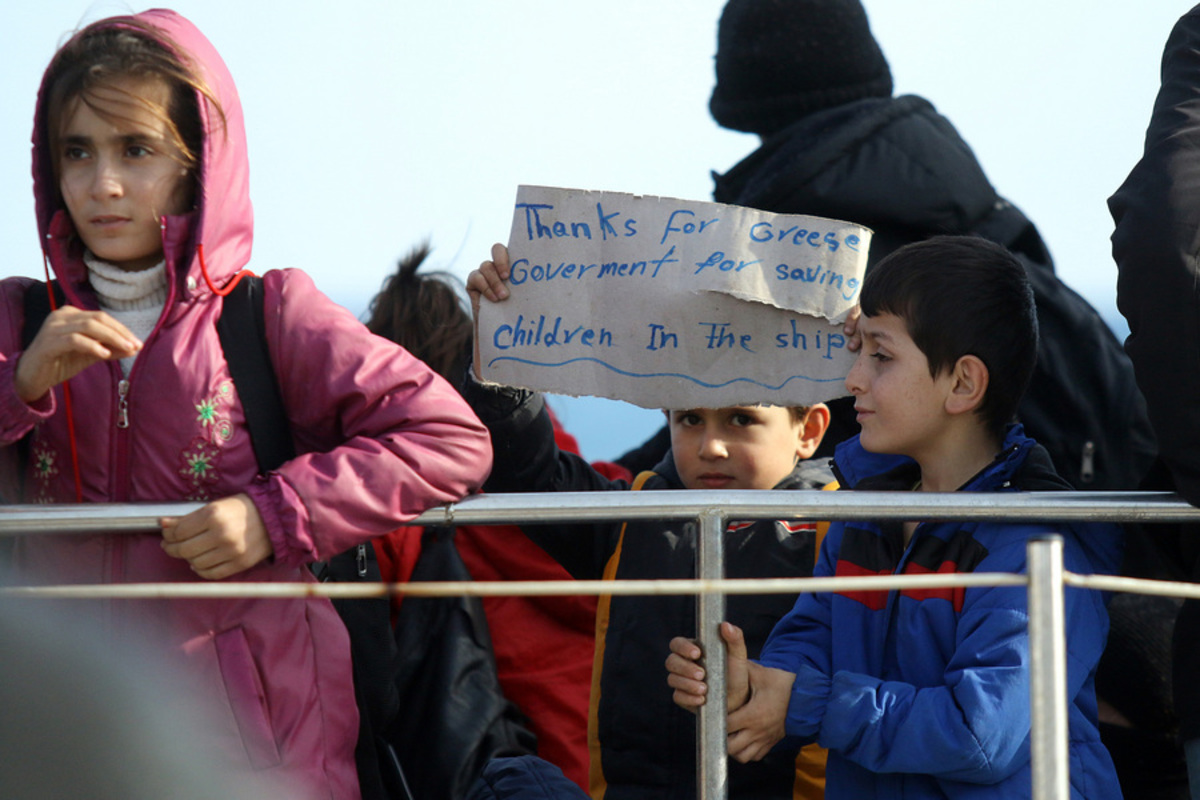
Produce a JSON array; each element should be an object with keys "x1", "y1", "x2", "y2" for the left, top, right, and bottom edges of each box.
[{"x1": 758, "y1": 426, "x2": 1123, "y2": 799}]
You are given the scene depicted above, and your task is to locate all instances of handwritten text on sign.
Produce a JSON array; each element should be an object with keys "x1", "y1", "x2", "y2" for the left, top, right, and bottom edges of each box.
[{"x1": 478, "y1": 186, "x2": 872, "y2": 409}]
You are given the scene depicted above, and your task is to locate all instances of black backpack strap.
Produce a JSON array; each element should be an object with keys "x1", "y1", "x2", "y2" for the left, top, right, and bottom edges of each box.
[
  {"x1": 216, "y1": 275, "x2": 411, "y2": 799},
  {"x1": 11, "y1": 281, "x2": 66, "y2": 502},
  {"x1": 215, "y1": 275, "x2": 295, "y2": 472},
  {"x1": 22, "y1": 280, "x2": 64, "y2": 350}
]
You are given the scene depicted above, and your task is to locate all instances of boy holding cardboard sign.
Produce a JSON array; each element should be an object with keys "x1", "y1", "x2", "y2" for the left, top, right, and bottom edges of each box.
[
  {"x1": 465, "y1": 242, "x2": 835, "y2": 799},
  {"x1": 665, "y1": 236, "x2": 1124, "y2": 800}
]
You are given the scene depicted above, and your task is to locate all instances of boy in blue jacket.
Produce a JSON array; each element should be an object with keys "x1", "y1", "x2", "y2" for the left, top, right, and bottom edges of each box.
[{"x1": 667, "y1": 235, "x2": 1124, "y2": 799}]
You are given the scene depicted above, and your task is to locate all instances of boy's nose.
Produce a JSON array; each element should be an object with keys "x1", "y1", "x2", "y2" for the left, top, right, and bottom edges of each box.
[
  {"x1": 699, "y1": 434, "x2": 728, "y2": 460},
  {"x1": 844, "y1": 353, "x2": 866, "y2": 395}
]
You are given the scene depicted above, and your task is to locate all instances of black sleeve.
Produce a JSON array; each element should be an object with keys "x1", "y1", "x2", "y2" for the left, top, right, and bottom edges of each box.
[
  {"x1": 1110, "y1": 7, "x2": 1200, "y2": 508},
  {"x1": 1108, "y1": 7, "x2": 1200, "y2": 582},
  {"x1": 460, "y1": 373, "x2": 631, "y2": 579}
]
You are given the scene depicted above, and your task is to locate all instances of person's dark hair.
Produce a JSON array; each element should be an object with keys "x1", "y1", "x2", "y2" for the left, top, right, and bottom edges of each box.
[
  {"x1": 860, "y1": 235, "x2": 1038, "y2": 438},
  {"x1": 43, "y1": 16, "x2": 226, "y2": 194},
  {"x1": 364, "y1": 243, "x2": 473, "y2": 388}
]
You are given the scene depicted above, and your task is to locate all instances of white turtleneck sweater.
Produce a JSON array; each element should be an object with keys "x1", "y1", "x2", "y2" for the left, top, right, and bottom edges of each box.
[{"x1": 84, "y1": 253, "x2": 168, "y2": 376}]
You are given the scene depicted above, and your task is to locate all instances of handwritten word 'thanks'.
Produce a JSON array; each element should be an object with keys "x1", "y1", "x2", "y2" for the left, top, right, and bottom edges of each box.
[{"x1": 515, "y1": 202, "x2": 637, "y2": 241}]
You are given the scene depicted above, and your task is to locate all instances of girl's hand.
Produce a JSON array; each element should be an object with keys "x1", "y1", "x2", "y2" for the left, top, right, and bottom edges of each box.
[
  {"x1": 160, "y1": 494, "x2": 273, "y2": 580},
  {"x1": 14, "y1": 306, "x2": 142, "y2": 402},
  {"x1": 466, "y1": 242, "x2": 512, "y2": 378}
]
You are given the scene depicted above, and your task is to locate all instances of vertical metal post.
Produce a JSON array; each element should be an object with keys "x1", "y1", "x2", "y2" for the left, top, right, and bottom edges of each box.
[
  {"x1": 696, "y1": 509, "x2": 728, "y2": 800},
  {"x1": 1028, "y1": 535, "x2": 1068, "y2": 800}
]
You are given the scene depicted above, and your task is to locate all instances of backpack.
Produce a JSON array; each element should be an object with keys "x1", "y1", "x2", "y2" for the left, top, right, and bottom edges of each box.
[
  {"x1": 217, "y1": 275, "x2": 537, "y2": 799},
  {"x1": 975, "y1": 204, "x2": 1158, "y2": 491},
  {"x1": 1016, "y1": 259, "x2": 1156, "y2": 490},
  {"x1": 389, "y1": 526, "x2": 539, "y2": 800},
  {"x1": 215, "y1": 276, "x2": 417, "y2": 800}
]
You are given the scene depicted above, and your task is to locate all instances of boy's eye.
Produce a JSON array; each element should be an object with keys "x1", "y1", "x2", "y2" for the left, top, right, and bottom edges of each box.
[
  {"x1": 869, "y1": 351, "x2": 891, "y2": 363},
  {"x1": 674, "y1": 412, "x2": 701, "y2": 427},
  {"x1": 730, "y1": 412, "x2": 754, "y2": 427}
]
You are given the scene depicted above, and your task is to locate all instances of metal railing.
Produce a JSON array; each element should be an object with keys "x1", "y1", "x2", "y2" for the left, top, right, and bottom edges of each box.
[{"x1": 4, "y1": 489, "x2": 1200, "y2": 800}]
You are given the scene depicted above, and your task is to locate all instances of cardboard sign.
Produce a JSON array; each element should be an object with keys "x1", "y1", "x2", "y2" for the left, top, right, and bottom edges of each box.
[{"x1": 478, "y1": 185, "x2": 872, "y2": 409}]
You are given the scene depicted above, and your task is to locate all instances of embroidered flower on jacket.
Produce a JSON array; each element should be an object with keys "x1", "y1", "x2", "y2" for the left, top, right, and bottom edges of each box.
[
  {"x1": 176, "y1": 381, "x2": 236, "y2": 498},
  {"x1": 30, "y1": 439, "x2": 61, "y2": 504},
  {"x1": 33, "y1": 442, "x2": 58, "y2": 481},
  {"x1": 196, "y1": 397, "x2": 219, "y2": 427},
  {"x1": 196, "y1": 380, "x2": 235, "y2": 443},
  {"x1": 179, "y1": 437, "x2": 222, "y2": 499}
]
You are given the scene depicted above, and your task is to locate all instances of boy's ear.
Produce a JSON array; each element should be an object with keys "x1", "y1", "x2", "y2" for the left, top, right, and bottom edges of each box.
[
  {"x1": 796, "y1": 403, "x2": 831, "y2": 459},
  {"x1": 945, "y1": 355, "x2": 989, "y2": 416}
]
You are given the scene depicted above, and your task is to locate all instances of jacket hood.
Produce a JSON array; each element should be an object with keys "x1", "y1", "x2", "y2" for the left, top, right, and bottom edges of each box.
[
  {"x1": 833, "y1": 424, "x2": 1068, "y2": 492},
  {"x1": 833, "y1": 424, "x2": 1123, "y2": 574},
  {"x1": 32, "y1": 9, "x2": 252, "y2": 301},
  {"x1": 712, "y1": 95, "x2": 1003, "y2": 266}
]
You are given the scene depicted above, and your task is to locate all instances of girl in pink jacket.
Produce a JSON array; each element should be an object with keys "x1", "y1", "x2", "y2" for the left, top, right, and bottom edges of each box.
[{"x1": 0, "y1": 9, "x2": 492, "y2": 798}]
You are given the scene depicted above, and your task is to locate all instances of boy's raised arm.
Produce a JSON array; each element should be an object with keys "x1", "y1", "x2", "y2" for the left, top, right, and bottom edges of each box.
[{"x1": 461, "y1": 242, "x2": 637, "y2": 579}]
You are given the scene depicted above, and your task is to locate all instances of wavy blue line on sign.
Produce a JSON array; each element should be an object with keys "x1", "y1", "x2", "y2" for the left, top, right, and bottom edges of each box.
[{"x1": 485, "y1": 356, "x2": 845, "y2": 388}]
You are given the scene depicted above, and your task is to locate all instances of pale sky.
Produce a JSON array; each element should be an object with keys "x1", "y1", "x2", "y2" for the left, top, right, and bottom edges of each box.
[{"x1": 2, "y1": 1, "x2": 1187, "y2": 459}]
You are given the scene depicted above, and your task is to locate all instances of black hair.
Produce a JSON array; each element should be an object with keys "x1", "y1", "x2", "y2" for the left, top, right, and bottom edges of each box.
[
  {"x1": 859, "y1": 235, "x2": 1038, "y2": 438},
  {"x1": 364, "y1": 243, "x2": 473, "y2": 391}
]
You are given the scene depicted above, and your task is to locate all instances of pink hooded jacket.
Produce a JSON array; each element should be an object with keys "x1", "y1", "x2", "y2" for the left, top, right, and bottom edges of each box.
[{"x1": 0, "y1": 9, "x2": 492, "y2": 798}]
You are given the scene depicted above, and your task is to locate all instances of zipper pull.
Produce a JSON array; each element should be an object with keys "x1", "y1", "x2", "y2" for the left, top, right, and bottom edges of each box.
[
  {"x1": 356, "y1": 543, "x2": 368, "y2": 578},
  {"x1": 1080, "y1": 440, "x2": 1095, "y2": 484},
  {"x1": 117, "y1": 379, "x2": 131, "y2": 429}
]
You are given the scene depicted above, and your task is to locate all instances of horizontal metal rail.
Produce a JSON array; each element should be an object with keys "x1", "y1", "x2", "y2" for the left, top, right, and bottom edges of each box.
[
  {"x1": 0, "y1": 571, "x2": 1027, "y2": 599},
  {"x1": 2, "y1": 489, "x2": 1198, "y2": 536},
  {"x1": 3, "y1": 490, "x2": 1196, "y2": 800}
]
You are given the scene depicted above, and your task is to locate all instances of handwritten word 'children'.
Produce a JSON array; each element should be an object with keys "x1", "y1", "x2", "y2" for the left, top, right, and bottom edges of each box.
[{"x1": 492, "y1": 314, "x2": 615, "y2": 350}]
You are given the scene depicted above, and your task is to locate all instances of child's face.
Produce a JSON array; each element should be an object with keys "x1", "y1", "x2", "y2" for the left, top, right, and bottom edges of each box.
[
  {"x1": 668, "y1": 405, "x2": 809, "y2": 491},
  {"x1": 57, "y1": 76, "x2": 191, "y2": 272},
  {"x1": 845, "y1": 312, "x2": 955, "y2": 459}
]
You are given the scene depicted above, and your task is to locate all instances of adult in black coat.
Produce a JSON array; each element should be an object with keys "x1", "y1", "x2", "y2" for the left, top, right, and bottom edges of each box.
[
  {"x1": 709, "y1": 0, "x2": 1155, "y2": 492},
  {"x1": 1111, "y1": 6, "x2": 1200, "y2": 798}
]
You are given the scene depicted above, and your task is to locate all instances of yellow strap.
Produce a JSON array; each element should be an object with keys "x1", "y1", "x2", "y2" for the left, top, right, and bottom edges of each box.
[
  {"x1": 589, "y1": 470, "x2": 656, "y2": 799},
  {"x1": 793, "y1": 741, "x2": 828, "y2": 799},
  {"x1": 814, "y1": 479, "x2": 839, "y2": 559},
  {"x1": 792, "y1": 479, "x2": 838, "y2": 798}
]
